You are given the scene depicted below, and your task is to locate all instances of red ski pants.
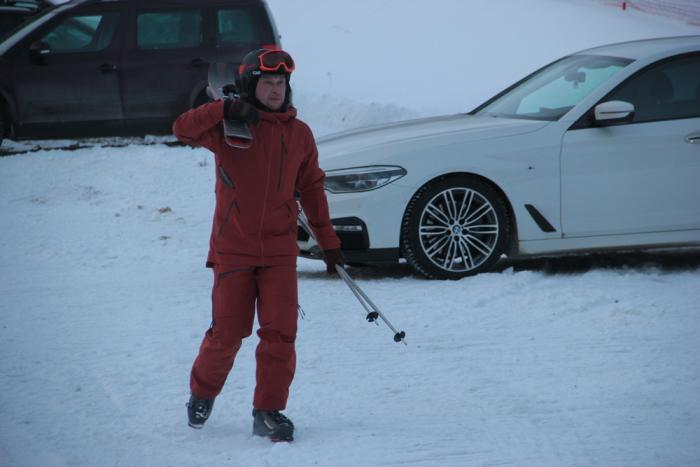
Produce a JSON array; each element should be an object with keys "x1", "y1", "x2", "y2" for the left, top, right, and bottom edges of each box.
[{"x1": 190, "y1": 264, "x2": 298, "y2": 410}]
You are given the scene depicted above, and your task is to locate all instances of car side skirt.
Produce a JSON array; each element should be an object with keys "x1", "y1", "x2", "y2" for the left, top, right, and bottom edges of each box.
[
  {"x1": 299, "y1": 247, "x2": 400, "y2": 265},
  {"x1": 518, "y1": 229, "x2": 700, "y2": 256}
]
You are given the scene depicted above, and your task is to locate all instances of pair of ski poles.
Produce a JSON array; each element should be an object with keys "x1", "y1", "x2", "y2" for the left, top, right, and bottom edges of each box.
[{"x1": 297, "y1": 213, "x2": 407, "y2": 346}]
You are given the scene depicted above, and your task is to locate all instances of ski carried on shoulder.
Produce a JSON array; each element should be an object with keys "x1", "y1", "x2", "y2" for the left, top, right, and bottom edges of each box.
[{"x1": 207, "y1": 61, "x2": 253, "y2": 149}]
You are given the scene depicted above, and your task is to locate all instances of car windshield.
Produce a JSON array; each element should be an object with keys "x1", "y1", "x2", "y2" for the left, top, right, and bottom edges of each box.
[
  {"x1": 473, "y1": 54, "x2": 633, "y2": 121},
  {"x1": 0, "y1": 1, "x2": 64, "y2": 55}
]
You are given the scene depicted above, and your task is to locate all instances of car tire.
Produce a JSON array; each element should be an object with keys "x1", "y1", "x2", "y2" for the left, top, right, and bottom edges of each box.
[{"x1": 401, "y1": 176, "x2": 511, "y2": 279}]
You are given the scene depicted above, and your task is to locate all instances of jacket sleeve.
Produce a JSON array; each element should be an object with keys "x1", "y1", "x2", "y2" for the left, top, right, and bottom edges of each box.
[
  {"x1": 172, "y1": 100, "x2": 225, "y2": 152},
  {"x1": 295, "y1": 127, "x2": 341, "y2": 251}
]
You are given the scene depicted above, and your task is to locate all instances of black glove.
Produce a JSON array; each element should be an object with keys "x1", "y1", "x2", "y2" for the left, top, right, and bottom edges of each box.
[
  {"x1": 323, "y1": 248, "x2": 345, "y2": 274},
  {"x1": 223, "y1": 99, "x2": 259, "y2": 125},
  {"x1": 221, "y1": 83, "x2": 239, "y2": 97}
]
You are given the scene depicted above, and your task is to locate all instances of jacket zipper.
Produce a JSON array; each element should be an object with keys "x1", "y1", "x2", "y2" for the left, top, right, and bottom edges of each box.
[
  {"x1": 258, "y1": 123, "x2": 277, "y2": 265},
  {"x1": 277, "y1": 134, "x2": 286, "y2": 192}
]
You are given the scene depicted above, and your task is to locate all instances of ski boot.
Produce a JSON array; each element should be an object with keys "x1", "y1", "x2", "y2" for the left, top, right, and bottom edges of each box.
[
  {"x1": 252, "y1": 409, "x2": 294, "y2": 442},
  {"x1": 187, "y1": 394, "x2": 214, "y2": 429}
]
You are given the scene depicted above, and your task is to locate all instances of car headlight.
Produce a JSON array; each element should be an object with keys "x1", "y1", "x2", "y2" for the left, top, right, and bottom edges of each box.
[{"x1": 324, "y1": 165, "x2": 407, "y2": 193}]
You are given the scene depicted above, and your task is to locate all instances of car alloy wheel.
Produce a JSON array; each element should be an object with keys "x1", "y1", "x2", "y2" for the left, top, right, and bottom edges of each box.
[{"x1": 401, "y1": 177, "x2": 510, "y2": 279}]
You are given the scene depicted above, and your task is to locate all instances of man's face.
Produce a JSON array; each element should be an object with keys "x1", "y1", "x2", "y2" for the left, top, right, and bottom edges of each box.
[{"x1": 255, "y1": 74, "x2": 287, "y2": 111}]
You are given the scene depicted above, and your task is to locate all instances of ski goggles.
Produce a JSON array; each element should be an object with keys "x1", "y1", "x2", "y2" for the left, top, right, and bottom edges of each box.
[{"x1": 256, "y1": 49, "x2": 295, "y2": 73}]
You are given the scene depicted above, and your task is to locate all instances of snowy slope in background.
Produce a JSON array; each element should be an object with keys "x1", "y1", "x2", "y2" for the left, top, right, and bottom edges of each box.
[{"x1": 1, "y1": 1, "x2": 700, "y2": 466}]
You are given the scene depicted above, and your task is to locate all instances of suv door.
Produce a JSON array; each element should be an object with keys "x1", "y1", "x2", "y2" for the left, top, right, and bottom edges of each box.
[
  {"x1": 561, "y1": 53, "x2": 700, "y2": 237},
  {"x1": 9, "y1": 8, "x2": 123, "y2": 135},
  {"x1": 120, "y1": 6, "x2": 213, "y2": 133}
]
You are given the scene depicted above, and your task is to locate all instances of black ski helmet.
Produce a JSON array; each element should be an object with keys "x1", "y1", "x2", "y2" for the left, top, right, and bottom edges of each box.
[{"x1": 237, "y1": 48, "x2": 295, "y2": 111}]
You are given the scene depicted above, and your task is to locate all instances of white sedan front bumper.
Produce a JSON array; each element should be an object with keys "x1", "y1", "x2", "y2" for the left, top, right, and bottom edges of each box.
[{"x1": 297, "y1": 181, "x2": 417, "y2": 264}]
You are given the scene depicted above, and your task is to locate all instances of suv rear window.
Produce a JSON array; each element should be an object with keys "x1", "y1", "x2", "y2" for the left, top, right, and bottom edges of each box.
[
  {"x1": 137, "y1": 9, "x2": 202, "y2": 50},
  {"x1": 215, "y1": 6, "x2": 275, "y2": 45},
  {"x1": 216, "y1": 8, "x2": 256, "y2": 44}
]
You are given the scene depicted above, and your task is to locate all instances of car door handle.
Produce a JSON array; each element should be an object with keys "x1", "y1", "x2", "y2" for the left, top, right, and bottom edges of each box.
[
  {"x1": 98, "y1": 63, "x2": 117, "y2": 73},
  {"x1": 190, "y1": 58, "x2": 209, "y2": 68},
  {"x1": 686, "y1": 132, "x2": 700, "y2": 144}
]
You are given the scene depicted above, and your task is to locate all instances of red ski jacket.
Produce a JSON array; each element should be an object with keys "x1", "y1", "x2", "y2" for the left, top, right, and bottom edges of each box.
[{"x1": 173, "y1": 100, "x2": 340, "y2": 266}]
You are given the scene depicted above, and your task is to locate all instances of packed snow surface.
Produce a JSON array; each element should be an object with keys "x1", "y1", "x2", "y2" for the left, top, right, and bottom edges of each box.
[{"x1": 1, "y1": 1, "x2": 699, "y2": 466}]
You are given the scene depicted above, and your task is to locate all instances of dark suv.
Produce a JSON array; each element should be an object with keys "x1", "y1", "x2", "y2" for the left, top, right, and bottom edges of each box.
[{"x1": 0, "y1": 0, "x2": 280, "y2": 144}]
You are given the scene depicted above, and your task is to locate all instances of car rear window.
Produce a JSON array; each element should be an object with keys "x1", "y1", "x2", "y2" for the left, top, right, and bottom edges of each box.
[{"x1": 137, "y1": 9, "x2": 202, "y2": 50}]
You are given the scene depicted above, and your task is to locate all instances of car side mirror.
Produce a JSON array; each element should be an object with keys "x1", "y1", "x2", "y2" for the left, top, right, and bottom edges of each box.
[
  {"x1": 29, "y1": 40, "x2": 51, "y2": 61},
  {"x1": 594, "y1": 100, "x2": 634, "y2": 125}
]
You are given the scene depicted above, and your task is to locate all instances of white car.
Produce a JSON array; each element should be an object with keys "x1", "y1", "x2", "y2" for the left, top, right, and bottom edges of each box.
[{"x1": 299, "y1": 36, "x2": 700, "y2": 279}]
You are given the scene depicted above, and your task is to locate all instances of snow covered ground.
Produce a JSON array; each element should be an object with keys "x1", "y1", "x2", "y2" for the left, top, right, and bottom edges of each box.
[{"x1": 1, "y1": 1, "x2": 700, "y2": 466}]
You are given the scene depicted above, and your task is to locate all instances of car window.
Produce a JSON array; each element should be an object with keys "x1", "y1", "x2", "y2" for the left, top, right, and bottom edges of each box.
[
  {"x1": 40, "y1": 12, "x2": 119, "y2": 53},
  {"x1": 475, "y1": 55, "x2": 632, "y2": 121},
  {"x1": 606, "y1": 54, "x2": 700, "y2": 123},
  {"x1": 137, "y1": 10, "x2": 202, "y2": 50},
  {"x1": 216, "y1": 8, "x2": 257, "y2": 44}
]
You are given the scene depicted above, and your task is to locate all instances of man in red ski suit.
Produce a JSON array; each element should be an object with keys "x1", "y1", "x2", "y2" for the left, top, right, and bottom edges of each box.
[{"x1": 172, "y1": 49, "x2": 342, "y2": 442}]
